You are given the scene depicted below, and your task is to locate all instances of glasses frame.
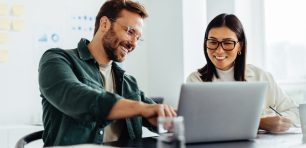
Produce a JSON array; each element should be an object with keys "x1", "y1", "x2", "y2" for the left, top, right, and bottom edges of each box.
[
  {"x1": 205, "y1": 39, "x2": 239, "y2": 51},
  {"x1": 109, "y1": 18, "x2": 144, "y2": 41}
]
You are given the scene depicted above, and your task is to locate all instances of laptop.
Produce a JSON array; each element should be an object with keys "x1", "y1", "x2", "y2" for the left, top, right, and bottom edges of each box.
[{"x1": 177, "y1": 82, "x2": 268, "y2": 143}]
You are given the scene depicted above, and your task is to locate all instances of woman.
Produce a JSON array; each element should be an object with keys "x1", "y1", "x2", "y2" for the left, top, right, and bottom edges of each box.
[{"x1": 187, "y1": 13, "x2": 299, "y2": 132}]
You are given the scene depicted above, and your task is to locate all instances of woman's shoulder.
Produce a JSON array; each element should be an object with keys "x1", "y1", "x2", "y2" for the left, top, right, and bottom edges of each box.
[
  {"x1": 246, "y1": 64, "x2": 264, "y2": 71},
  {"x1": 186, "y1": 71, "x2": 202, "y2": 83},
  {"x1": 246, "y1": 64, "x2": 273, "y2": 81}
]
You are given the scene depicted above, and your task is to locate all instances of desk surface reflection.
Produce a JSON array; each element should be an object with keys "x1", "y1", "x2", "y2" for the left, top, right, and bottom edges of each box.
[{"x1": 103, "y1": 134, "x2": 306, "y2": 148}]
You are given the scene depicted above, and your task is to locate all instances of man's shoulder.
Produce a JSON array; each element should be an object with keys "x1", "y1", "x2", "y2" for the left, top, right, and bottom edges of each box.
[
  {"x1": 44, "y1": 48, "x2": 76, "y2": 56},
  {"x1": 123, "y1": 73, "x2": 137, "y2": 82},
  {"x1": 39, "y1": 48, "x2": 78, "y2": 67},
  {"x1": 41, "y1": 48, "x2": 78, "y2": 61}
]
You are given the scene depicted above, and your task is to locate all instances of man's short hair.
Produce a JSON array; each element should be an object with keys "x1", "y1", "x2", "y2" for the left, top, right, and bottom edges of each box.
[{"x1": 94, "y1": 0, "x2": 148, "y2": 35}]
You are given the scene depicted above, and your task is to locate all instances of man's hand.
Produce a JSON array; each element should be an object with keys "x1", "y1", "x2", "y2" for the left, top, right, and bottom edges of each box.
[
  {"x1": 139, "y1": 103, "x2": 177, "y2": 126},
  {"x1": 107, "y1": 99, "x2": 176, "y2": 126},
  {"x1": 259, "y1": 116, "x2": 292, "y2": 132}
]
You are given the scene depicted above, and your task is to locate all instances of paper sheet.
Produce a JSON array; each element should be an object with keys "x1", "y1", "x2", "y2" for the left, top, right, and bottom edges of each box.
[
  {"x1": 0, "y1": 49, "x2": 8, "y2": 63},
  {"x1": 0, "y1": 32, "x2": 9, "y2": 43},
  {"x1": 0, "y1": 18, "x2": 10, "y2": 30},
  {"x1": 0, "y1": 3, "x2": 9, "y2": 16},
  {"x1": 11, "y1": 20, "x2": 25, "y2": 31},
  {"x1": 269, "y1": 127, "x2": 302, "y2": 134},
  {"x1": 11, "y1": 4, "x2": 25, "y2": 16}
]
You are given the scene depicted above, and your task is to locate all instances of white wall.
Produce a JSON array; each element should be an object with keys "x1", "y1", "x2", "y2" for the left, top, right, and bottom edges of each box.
[
  {"x1": 144, "y1": 0, "x2": 184, "y2": 107},
  {"x1": 206, "y1": 0, "x2": 235, "y2": 22},
  {"x1": 182, "y1": 0, "x2": 207, "y2": 81},
  {"x1": 235, "y1": 0, "x2": 265, "y2": 68}
]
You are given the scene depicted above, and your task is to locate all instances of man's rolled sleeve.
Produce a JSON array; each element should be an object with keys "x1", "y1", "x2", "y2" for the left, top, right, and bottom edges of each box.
[{"x1": 94, "y1": 91, "x2": 122, "y2": 126}]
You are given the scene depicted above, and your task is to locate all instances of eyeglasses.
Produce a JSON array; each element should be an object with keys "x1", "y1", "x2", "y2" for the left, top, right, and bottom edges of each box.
[
  {"x1": 109, "y1": 18, "x2": 143, "y2": 41},
  {"x1": 205, "y1": 39, "x2": 239, "y2": 51}
]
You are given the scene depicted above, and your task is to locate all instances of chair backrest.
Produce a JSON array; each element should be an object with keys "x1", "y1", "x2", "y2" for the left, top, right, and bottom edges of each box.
[{"x1": 15, "y1": 130, "x2": 43, "y2": 148}]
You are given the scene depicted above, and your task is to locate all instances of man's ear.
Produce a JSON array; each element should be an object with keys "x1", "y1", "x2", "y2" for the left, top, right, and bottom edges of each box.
[{"x1": 99, "y1": 16, "x2": 111, "y2": 33}]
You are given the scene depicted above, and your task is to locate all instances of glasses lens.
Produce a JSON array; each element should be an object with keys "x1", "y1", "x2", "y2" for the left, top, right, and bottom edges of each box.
[
  {"x1": 206, "y1": 40, "x2": 219, "y2": 50},
  {"x1": 126, "y1": 26, "x2": 143, "y2": 41},
  {"x1": 222, "y1": 41, "x2": 235, "y2": 50}
]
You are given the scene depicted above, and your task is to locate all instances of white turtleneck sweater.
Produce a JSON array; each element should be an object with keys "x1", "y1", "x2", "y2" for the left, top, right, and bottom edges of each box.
[{"x1": 214, "y1": 66, "x2": 235, "y2": 81}]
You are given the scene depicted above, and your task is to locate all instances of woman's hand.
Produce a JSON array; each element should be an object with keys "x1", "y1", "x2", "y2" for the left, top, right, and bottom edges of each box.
[{"x1": 259, "y1": 116, "x2": 292, "y2": 132}]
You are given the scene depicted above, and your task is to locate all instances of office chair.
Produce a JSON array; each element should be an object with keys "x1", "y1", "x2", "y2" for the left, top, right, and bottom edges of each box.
[{"x1": 15, "y1": 130, "x2": 43, "y2": 148}]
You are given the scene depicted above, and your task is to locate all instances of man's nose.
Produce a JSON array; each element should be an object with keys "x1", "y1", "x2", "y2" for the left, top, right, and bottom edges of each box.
[{"x1": 130, "y1": 36, "x2": 138, "y2": 48}]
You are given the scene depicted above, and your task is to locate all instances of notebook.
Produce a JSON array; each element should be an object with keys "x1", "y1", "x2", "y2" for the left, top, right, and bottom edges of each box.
[{"x1": 177, "y1": 82, "x2": 268, "y2": 143}]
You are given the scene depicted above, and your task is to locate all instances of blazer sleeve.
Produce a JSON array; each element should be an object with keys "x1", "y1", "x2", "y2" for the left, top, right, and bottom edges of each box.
[
  {"x1": 264, "y1": 72, "x2": 299, "y2": 124},
  {"x1": 186, "y1": 71, "x2": 202, "y2": 83}
]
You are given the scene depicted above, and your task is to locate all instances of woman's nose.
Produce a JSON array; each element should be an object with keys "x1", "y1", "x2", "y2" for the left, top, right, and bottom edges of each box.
[{"x1": 215, "y1": 44, "x2": 224, "y2": 53}]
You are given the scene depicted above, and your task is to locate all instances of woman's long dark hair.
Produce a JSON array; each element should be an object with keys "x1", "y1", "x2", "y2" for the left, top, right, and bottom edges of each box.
[{"x1": 198, "y1": 13, "x2": 247, "y2": 81}]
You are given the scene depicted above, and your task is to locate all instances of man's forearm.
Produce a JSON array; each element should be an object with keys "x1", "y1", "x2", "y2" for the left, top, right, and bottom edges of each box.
[
  {"x1": 106, "y1": 98, "x2": 176, "y2": 127},
  {"x1": 106, "y1": 99, "x2": 145, "y2": 120}
]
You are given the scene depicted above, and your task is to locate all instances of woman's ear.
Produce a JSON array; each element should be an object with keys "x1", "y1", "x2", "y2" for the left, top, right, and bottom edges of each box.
[
  {"x1": 238, "y1": 41, "x2": 243, "y2": 51},
  {"x1": 237, "y1": 42, "x2": 243, "y2": 55}
]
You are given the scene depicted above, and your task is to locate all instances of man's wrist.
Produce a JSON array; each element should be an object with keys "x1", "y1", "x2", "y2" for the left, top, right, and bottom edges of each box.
[{"x1": 136, "y1": 101, "x2": 147, "y2": 117}]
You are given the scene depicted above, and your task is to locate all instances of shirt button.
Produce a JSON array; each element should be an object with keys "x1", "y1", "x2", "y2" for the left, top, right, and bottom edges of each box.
[{"x1": 99, "y1": 130, "x2": 103, "y2": 135}]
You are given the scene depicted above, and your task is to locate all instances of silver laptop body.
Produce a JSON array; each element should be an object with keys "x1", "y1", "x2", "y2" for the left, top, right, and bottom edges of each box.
[{"x1": 178, "y1": 82, "x2": 268, "y2": 143}]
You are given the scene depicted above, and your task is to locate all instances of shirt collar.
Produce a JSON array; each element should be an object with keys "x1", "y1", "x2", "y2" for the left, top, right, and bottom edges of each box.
[
  {"x1": 76, "y1": 38, "x2": 126, "y2": 74},
  {"x1": 213, "y1": 65, "x2": 256, "y2": 79},
  {"x1": 112, "y1": 62, "x2": 125, "y2": 74},
  {"x1": 77, "y1": 38, "x2": 95, "y2": 61}
]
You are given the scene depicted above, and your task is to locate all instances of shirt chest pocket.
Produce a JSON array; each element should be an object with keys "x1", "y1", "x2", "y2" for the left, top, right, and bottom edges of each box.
[{"x1": 81, "y1": 78, "x2": 103, "y2": 91}]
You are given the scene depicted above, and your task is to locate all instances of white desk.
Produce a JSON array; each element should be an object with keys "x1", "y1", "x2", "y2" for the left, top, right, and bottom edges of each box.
[
  {"x1": 48, "y1": 133, "x2": 306, "y2": 148},
  {"x1": 104, "y1": 133, "x2": 306, "y2": 148},
  {"x1": 253, "y1": 133, "x2": 305, "y2": 148}
]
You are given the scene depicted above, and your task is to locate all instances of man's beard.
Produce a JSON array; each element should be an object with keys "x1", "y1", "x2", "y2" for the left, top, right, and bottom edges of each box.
[{"x1": 102, "y1": 27, "x2": 127, "y2": 62}]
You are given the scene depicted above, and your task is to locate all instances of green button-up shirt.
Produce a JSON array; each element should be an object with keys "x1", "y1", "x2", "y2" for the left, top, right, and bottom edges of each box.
[{"x1": 39, "y1": 38, "x2": 155, "y2": 146}]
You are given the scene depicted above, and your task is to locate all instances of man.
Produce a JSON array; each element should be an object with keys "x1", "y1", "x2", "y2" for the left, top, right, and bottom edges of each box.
[{"x1": 38, "y1": 0, "x2": 176, "y2": 146}]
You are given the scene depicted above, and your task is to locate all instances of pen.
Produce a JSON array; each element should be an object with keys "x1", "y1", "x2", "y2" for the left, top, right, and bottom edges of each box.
[
  {"x1": 268, "y1": 106, "x2": 300, "y2": 127},
  {"x1": 269, "y1": 106, "x2": 282, "y2": 116}
]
